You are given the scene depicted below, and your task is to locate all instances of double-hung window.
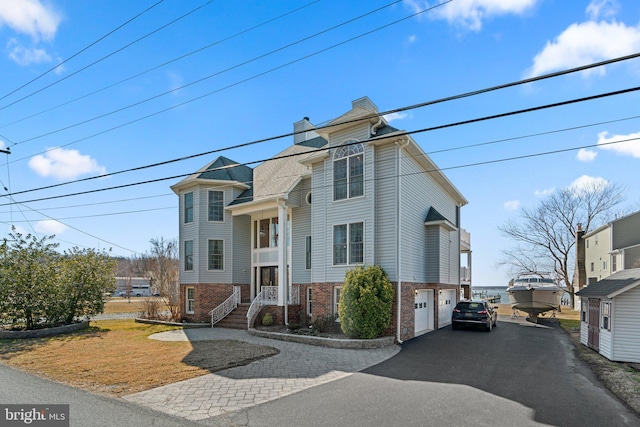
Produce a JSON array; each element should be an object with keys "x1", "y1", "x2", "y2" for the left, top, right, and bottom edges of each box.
[
  {"x1": 333, "y1": 142, "x2": 363, "y2": 200},
  {"x1": 208, "y1": 190, "x2": 224, "y2": 222},
  {"x1": 184, "y1": 192, "x2": 193, "y2": 223},
  {"x1": 333, "y1": 222, "x2": 363, "y2": 265},
  {"x1": 601, "y1": 302, "x2": 611, "y2": 331},
  {"x1": 186, "y1": 287, "x2": 195, "y2": 314},
  {"x1": 208, "y1": 239, "x2": 223, "y2": 270},
  {"x1": 184, "y1": 240, "x2": 193, "y2": 271}
]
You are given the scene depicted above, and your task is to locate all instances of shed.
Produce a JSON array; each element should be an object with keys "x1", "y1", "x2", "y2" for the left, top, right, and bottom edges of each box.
[{"x1": 575, "y1": 268, "x2": 640, "y2": 363}]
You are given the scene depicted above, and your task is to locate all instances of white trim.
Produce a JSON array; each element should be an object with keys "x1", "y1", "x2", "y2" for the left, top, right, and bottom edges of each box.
[
  {"x1": 206, "y1": 189, "x2": 225, "y2": 223},
  {"x1": 185, "y1": 286, "x2": 195, "y2": 314},
  {"x1": 184, "y1": 239, "x2": 194, "y2": 272},
  {"x1": 206, "y1": 238, "x2": 225, "y2": 272},
  {"x1": 331, "y1": 221, "x2": 365, "y2": 266}
]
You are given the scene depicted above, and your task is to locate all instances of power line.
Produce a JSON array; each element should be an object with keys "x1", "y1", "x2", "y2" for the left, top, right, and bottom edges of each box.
[
  {"x1": 0, "y1": 0, "x2": 217, "y2": 112},
  {"x1": 9, "y1": 46, "x2": 640, "y2": 166},
  {"x1": 8, "y1": 206, "x2": 175, "y2": 223},
  {"x1": 0, "y1": 193, "x2": 174, "y2": 214},
  {"x1": 10, "y1": 0, "x2": 409, "y2": 146},
  {"x1": 0, "y1": 0, "x2": 321, "y2": 130},
  {"x1": 6, "y1": 78, "x2": 640, "y2": 200},
  {"x1": 0, "y1": 0, "x2": 165, "y2": 102},
  {"x1": 2, "y1": 84, "x2": 638, "y2": 207}
]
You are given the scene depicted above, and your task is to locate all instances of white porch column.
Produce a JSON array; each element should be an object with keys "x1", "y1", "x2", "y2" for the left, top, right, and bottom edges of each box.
[{"x1": 277, "y1": 200, "x2": 288, "y2": 308}]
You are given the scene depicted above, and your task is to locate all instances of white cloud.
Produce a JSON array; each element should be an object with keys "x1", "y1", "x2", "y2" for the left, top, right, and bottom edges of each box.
[
  {"x1": 35, "y1": 219, "x2": 67, "y2": 235},
  {"x1": 534, "y1": 187, "x2": 555, "y2": 197},
  {"x1": 526, "y1": 20, "x2": 640, "y2": 78},
  {"x1": 0, "y1": 0, "x2": 61, "y2": 41},
  {"x1": 28, "y1": 147, "x2": 107, "y2": 180},
  {"x1": 568, "y1": 175, "x2": 609, "y2": 194},
  {"x1": 407, "y1": 34, "x2": 417, "y2": 44},
  {"x1": 586, "y1": 0, "x2": 619, "y2": 21},
  {"x1": 577, "y1": 148, "x2": 598, "y2": 162},
  {"x1": 404, "y1": 0, "x2": 538, "y2": 31},
  {"x1": 7, "y1": 39, "x2": 50, "y2": 65},
  {"x1": 597, "y1": 130, "x2": 640, "y2": 158},
  {"x1": 384, "y1": 112, "x2": 411, "y2": 122},
  {"x1": 503, "y1": 200, "x2": 520, "y2": 211}
]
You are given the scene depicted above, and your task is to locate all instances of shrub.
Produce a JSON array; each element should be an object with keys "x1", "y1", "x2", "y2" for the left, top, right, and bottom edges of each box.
[
  {"x1": 338, "y1": 265, "x2": 393, "y2": 339},
  {"x1": 262, "y1": 312, "x2": 273, "y2": 326},
  {"x1": 311, "y1": 315, "x2": 340, "y2": 334}
]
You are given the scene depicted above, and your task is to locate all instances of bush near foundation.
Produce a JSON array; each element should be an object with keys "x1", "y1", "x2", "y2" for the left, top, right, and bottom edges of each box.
[{"x1": 338, "y1": 265, "x2": 393, "y2": 339}]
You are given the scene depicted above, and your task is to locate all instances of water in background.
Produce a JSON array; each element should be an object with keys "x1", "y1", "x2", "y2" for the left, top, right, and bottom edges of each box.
[
  {"x1": 472, "y1": 286, "x2": 509, "y2": 303},
  {"x1": 472, "y1": 286, "x2": 572, "y2": 305}
]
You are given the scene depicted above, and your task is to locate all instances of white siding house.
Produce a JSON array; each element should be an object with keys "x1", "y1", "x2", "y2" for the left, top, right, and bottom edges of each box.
[
  {"x1": 171, "y1": 97, "x2": 469, "y2": 341},
  {"x1": 576, "y1": 268, "x2": 640, "y2": 363}
]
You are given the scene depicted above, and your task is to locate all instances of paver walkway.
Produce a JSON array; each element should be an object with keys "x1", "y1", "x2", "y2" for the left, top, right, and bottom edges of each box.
[{"x1": 124, "y1": 328, "x2": 400, "y2": 421}]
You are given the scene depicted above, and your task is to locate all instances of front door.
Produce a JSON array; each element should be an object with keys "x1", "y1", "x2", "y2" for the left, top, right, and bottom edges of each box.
[
  {"x1": 260, "y1": 266, "x2": 278, "y2": 287},
  {"x1": 588, "y1": 298, "x2": 600, "y2": 351}
]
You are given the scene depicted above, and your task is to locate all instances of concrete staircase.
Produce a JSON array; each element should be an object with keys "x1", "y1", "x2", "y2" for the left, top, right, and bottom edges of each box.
[{"x1": 214, "y1": 303, "x2": 250, "y2": 330}]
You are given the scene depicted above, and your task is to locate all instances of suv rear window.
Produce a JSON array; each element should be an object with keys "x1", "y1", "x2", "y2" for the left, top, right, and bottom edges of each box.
[{"x1": 455, "y1": 302, "x2": 485, "y2": 311}]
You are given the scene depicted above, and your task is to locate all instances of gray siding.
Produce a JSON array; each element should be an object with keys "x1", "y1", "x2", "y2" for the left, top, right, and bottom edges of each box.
[
  {"x1": 328, "y1": 126, "x2": 370, "y2": 148},
  {"x1": 292, "y1": 178, "x2": 312, "y2": 284},
  {"x1": 612, "y1": 213, "x2": 640, "y2": 250},
  {"x1": 311, "y1": 162, "x2": 327, "y2": 283},
  {"x1": 197, "y1": 186, "x2": 234, "y2": 284},
  {"x1": 425, "y1": 226, "x2": 440, "y2": 283},
  {"x1": 612, "y1": 287, "x2": 640, "y2": 363},
  {"x1": 399, "y1": 148, "x2": 459, "y2": 284},
  {"x1": 374, "y1": 143, "x2": 398, "y2": 280},
  {"x1": 321, "y1": 140, "x2": 375, "y2": 283},
  {"x1": 232, "y1": 215, "x2": 251, "y2": 284},
  {"x1": 179, "y1": 188, "x2": 200, "y2": 284}
]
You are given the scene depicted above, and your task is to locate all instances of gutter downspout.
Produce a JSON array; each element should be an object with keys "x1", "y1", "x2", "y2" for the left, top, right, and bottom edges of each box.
[
  {"x1": 371, "y1": 117, "x2": 383, "y2": 136},
  {"x1": 395, "y1": 138, "x2": 409, "y2": 344}
]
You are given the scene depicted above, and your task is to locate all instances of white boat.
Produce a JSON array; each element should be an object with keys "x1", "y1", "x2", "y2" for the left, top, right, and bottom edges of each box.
[{"x1": 506, "y1": 275, "x2": 563, "y2": 321}]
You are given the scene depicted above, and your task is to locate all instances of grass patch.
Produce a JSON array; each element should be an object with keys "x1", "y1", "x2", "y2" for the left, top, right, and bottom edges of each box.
[
  {"x1": 558, "y1": 319, "x2": 580, "y2": 329},
  {"x1": 0, "y1": 319, "x2": 278, "y2": 396},
  {"x1": 103, "y1": 299, "x2": 146, "y2": 314}
]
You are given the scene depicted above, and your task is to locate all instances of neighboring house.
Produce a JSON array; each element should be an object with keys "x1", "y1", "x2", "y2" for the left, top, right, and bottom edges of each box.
[
  {"x1": 171, "y1": 96, "x2": 469, "y2": 342},
  {"x1": 583, "y1": 210, "x2": 640, "y2": 285},
  {"x1": 576, "y1": 268, "x2": 640, "y2": 363}
]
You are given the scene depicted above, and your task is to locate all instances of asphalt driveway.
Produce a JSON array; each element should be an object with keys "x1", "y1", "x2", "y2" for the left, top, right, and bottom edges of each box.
[{"x1": 223, "y1": 317, "x2": 640, "y2": 427}]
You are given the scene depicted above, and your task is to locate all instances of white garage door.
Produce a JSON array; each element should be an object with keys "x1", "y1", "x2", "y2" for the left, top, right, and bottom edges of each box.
[
  {"x1": 438, "y1": 290, "x2": 456, "y2": 327},
  {"x1": 415, "y1": 289, "x2": 434, "y2": 335}
]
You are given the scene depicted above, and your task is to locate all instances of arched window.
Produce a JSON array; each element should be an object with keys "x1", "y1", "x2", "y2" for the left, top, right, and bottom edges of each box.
[{"x1": 333, "y1": 141, "x2": 363, "y2": 200}]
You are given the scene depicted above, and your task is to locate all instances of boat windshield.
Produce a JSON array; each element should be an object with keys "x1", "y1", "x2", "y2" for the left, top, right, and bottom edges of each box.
[{"x1": 515, "y1": 277, "x2": 555, "y2": 284}]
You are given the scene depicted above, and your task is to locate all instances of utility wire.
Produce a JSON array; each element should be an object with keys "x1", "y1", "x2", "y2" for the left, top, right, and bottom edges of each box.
[
  {"x1": 2, "y1": 84, "x2": 639, "y2": 207},
  {"x1": 0, "y1": 0, "x2": 216, "y2": 112},
  {"x1": 9, "y1": 46, "x2": 640, "y2": 166},
  {"x1": 0, "y1": 0, "x2": 321, "y2": 130},
  {"x1": 0, "y1": 0, "x2": 165, "y2": 102},
  {"x1": 7, "y1": 72, "x2": 640, "y2": 199},
  {"x1": 10, "y1": 0, "x2": 408, "y2": 146}
]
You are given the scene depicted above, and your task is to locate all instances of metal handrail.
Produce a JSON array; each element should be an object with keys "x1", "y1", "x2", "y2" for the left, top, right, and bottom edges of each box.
[
  {"x1": 209, "y1": 286, "x2": 240, "y2": 327},
  {"x1": 246, "y1": 291, "x2": 264, "y2": 329}
]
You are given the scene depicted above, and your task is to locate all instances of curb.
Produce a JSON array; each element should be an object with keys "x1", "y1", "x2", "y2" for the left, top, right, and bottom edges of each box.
[
  {"x1": 248, "y1": 328, "x2": 395, "y2": 349},
  {"x1": 0, "y1": 320, "x2": 89, "y2": 339}
]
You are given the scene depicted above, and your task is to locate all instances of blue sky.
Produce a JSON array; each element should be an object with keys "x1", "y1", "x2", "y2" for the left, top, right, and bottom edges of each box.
[{"x1": 0, "y1": 0, "x2": 639, "y2": 286}]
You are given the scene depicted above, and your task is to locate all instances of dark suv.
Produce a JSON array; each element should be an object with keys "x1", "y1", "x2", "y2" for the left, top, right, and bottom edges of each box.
[{"x1": 452, "y1": 300, "x2": 498, "y2": 331}]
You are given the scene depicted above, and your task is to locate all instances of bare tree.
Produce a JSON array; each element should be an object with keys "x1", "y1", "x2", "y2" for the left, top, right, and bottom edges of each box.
[
  {"x1": 138, "y1": 237, "x2": 179, "y2": 320},
  {"x1": 499, "y1": 180, "x2": 625, "y2": 305},
  {"x1": 116, "y1": 256, "x2": 139, "y2": 301}
]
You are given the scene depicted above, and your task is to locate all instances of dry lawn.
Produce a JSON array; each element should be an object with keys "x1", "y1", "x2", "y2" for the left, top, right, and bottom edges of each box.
[
  {"x1": 0, "y1": 319, "x2": 279, "y2": 396},
  {"x1": 103, "y1": 299, "x2": 145, "y2": 314}
]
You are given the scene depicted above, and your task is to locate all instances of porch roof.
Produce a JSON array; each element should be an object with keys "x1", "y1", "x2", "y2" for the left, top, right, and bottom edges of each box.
[{"x1": 576, "y1": 268, "x2": 640, "y2": 298}]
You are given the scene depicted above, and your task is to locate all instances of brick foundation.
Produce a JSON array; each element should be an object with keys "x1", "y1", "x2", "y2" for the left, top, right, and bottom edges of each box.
[{"x1": 179, "y1": 283, "x2": 250, "y2": 323}]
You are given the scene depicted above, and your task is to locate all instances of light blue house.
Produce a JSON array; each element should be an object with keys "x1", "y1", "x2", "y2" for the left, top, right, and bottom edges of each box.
[{"x1": 171, "y1": 97, "x2": 469, "y2": 341}]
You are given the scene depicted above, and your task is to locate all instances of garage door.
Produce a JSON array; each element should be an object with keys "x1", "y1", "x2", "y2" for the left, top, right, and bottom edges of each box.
[
  {"x1": 438, "y1": 290, "x2": 456, "y2": 327},
  {"x1": 415, "y1": 289, "x2": 434, "y2": 335}
]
